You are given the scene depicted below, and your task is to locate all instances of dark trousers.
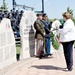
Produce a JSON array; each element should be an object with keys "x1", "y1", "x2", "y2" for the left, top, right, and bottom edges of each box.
[
  {"x1": 62, "y1": 41, "x2": 74, "y2": 69},
  {"x1": 16, "y1": 54, "x2": 20, "y2": 61}
]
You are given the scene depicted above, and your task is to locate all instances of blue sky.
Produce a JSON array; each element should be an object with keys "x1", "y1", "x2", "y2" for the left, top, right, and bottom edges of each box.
[{"x1": 0, "y1": 0, "x2": 75, "y2": 19}]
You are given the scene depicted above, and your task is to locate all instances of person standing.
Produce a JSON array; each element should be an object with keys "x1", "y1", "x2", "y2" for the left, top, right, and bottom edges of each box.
[
  {"x1": 0, "y1": 11, "x2": 3, "y2": 22},
  {"x1": 42, "y1": 14, "x2": 52, "y2": 57},
  {"x1": 58, "y1": 12, "x2": 75, "y2": 71},
  {"x1": 34, "y1": 13, "x2": 45, "y2": 59}
]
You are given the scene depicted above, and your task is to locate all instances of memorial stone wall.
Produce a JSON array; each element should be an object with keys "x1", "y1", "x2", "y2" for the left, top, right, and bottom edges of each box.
[
  {"x1": 0, "y1": 18, "x2": 16, "y2": 69},
  {"x1": 20, "y1": 11, "x2": 37, "y2": 59}
]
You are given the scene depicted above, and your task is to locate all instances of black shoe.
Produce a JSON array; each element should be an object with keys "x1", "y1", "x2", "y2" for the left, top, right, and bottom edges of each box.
[
  {"x1": 68, "y1": 67, "x2": 73, "y2": 71},
  {"x1": 47, "y1": 54, "x2": 53, "y2": 56},
  {"x1": 50, "y1": 53, "x2": 53, "y2": 56},
  {"x1": 39, "y1": 54, "x2": 44, "y2": 59},
  {"x1": 39, "y1": 55, "x2": 43, "y2": 59},
  {"x1": 39, "y1": 54, "x2": 47, "y2": 59},
  {"x1": 43, "y1": 54, "x2": 48, "y2": 58}
]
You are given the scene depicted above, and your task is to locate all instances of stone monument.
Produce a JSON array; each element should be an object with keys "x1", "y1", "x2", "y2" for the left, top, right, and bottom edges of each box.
[
  {"x1": 0, "y1": 18, "x2": 16, "y2": 69},
  {"x1": 20, "y1": 11, "x2": 37, "y2": 59}
]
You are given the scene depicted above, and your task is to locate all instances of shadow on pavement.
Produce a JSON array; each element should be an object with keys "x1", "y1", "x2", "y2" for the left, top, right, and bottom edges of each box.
[{"x1": 31, "y1": 65, "x2": 64, "y2": 71}]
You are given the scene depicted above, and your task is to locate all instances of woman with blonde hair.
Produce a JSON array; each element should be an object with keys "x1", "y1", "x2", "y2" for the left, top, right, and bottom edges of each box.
[{"x1": 58, "y1": 12, "x2": 75, "y2": 71}]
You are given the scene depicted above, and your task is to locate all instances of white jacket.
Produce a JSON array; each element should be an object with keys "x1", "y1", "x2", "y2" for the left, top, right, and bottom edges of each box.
[{"x1": 58, "y1": 19, "x2": 75, "y2": 42}]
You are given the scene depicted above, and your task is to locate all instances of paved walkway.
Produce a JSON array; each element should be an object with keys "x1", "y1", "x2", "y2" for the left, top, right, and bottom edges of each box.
[{"x1": 2, "y1": 50, "x2": 75, "y2": 75}]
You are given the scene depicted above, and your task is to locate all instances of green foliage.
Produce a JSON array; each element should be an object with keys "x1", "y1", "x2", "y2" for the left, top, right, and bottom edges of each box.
[
  {"x1": 67, "y1": 7, "x2": 73, "y2": 16},
  {"x1": 0, "y1": 0, "x2": 8, "y2": 11},
  {"x1": 3, "y1": 0, "x2": 8, "y2": 10},
  {"x1": 50, "y1": 32, "x2": 60, "y2": 50},
  {"x1": 72, "y1": 17, "x2": 75, "y2": 25},
  {"x1": 59, "y1": 19, "x2": 65, "y2": 25},
  {"x1": 67, "y1": 7, "x2": 75, "y2": 24},
  {"x1": 16, "y1": 44, "x2": 20, "y2": 54},
  {"x1": 74, "y1": 42, "x2": 75, "y2": 48}
]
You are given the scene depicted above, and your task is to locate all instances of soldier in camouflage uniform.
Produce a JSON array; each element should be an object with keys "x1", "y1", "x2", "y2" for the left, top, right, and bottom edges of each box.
[{"x1": 34, "y1": 13, "x2": 45, "y2": 59}]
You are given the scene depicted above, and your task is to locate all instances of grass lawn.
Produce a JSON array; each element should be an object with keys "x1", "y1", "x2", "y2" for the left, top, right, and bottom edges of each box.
[
  {"x1": 16, "y1": 44, "x2": 20, "y2": 54},
  {"x1": 74, "y1": 42, "x2": 75, "y2": 48}
]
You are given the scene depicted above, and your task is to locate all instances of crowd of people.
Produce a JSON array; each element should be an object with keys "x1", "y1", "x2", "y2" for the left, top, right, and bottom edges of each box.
[{"x1": 0, "y1": 10, "x2": 24, "y2": 37}]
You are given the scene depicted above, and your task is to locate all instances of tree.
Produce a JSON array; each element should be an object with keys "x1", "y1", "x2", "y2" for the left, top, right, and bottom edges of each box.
[
  {"x1": 67, "y1": 7, "x2": 75, "y2": 24},
  {"x1": 67, "y1": 7, "x2": 73, "y2": 16},
  {"x1": 0, "y1": 0, "x2": 8, "y2": 11}
]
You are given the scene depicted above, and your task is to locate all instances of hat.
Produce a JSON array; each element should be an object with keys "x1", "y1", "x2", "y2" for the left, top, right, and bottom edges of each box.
[
  {"x1": 42, "y1": 13, "x2": 47, "y2": 17},
  {"x1": 36, "y1": 13, "x2": 42, "y2": 16}
]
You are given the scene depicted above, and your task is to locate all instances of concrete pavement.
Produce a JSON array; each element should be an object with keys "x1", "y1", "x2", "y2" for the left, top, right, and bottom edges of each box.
[{"x1": 1, "y1": 50, "x2": 75, "y2": 75}]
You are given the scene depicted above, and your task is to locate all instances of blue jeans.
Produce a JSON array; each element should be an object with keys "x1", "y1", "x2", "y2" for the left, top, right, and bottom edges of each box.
[{"x1": 45, "y1": 38, "x2": 51, "y2": 55}]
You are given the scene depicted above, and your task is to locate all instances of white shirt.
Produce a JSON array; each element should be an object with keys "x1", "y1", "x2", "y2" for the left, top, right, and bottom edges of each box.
[{"x1": 58, "y1": 19, "x2": 75, "y2": 42}]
